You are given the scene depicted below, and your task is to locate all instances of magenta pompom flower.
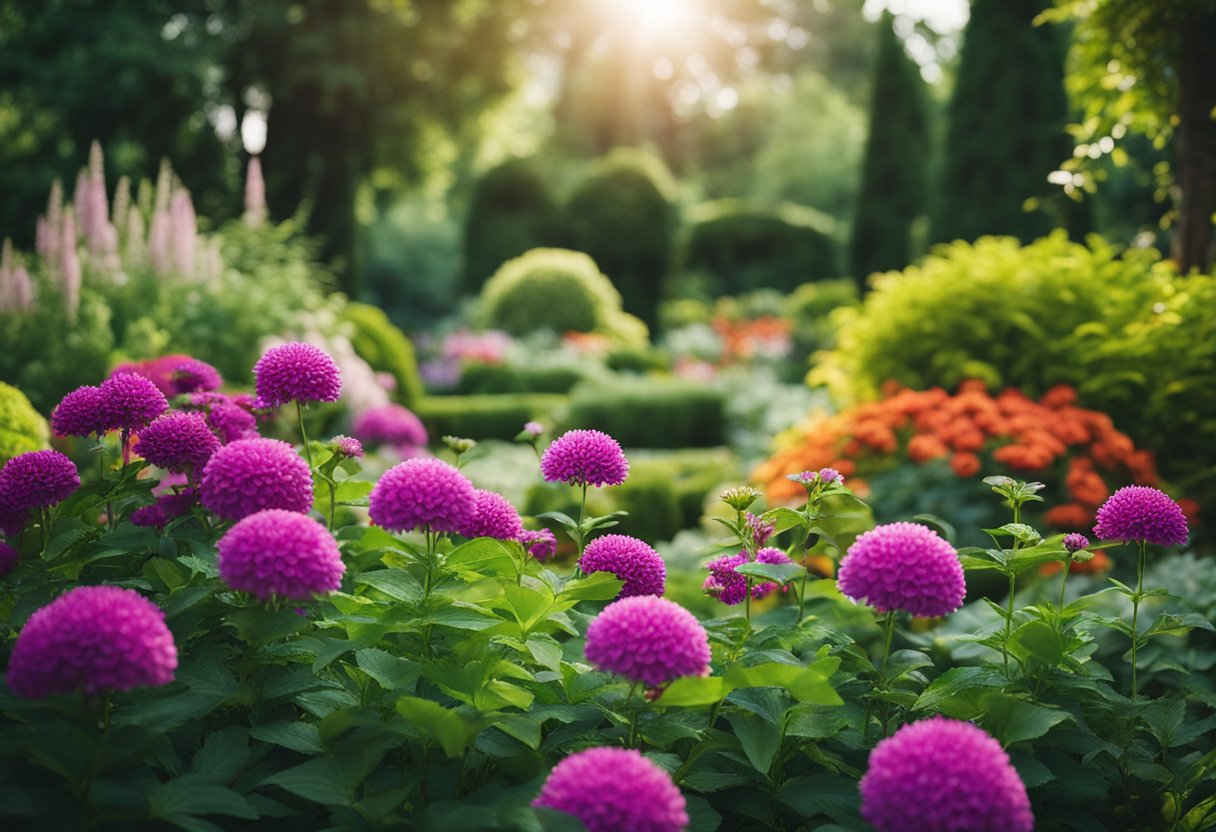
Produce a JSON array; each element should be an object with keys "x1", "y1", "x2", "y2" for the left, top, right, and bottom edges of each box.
[
  {"x1": 352, "y1": 404, "x2": 428, "y2": 455},
  {"x1": 860, "y1": 717, "x2": 1033, "y2": 832},
  {"x1": 584, "y1": 596, "x2": 711, "y2": 687},
  {"x1": 253, "y1": 342, "x2": 342, "y2": 408},
  {"x1": 200, "y1": 438, "x2": 313, "y2": 520},
  {"x1": 1063, "y1": 532, "x2": 1089, "y2": 554},
  {"x1": 368, "y1": 458, "x2": 476, "y2": 534},
  {"x1": 541, "y1": 429, "x2": 629, "y2": 488},
  {"x1": 1093, "y1": 485, "x2": 1188, "y2": 547},
  {"x1": 524, "y1": 421, "x2": 544, "y2": 437},
  {"x1": 461, "y1": 489, "x2": 525, "y2": 540},
  {"x1": 533, "y1": 747, "x2": 689, "y2": 832},
  {"x1": 6, "y1": 586, "x2": 178, "y2": 699},
  {"x1": 135, "y1": 412, "x2": 221, "y2": 474},
  {"x1": 0, "y1": 450, "x2": 80, "y2": 514},
  {"x1": 186, "y1": 392, "x2": 259, "y2": 444},
  {"x1": 702, "y1": 553, "x2": 749, "y2": 606},
  {"x1": 0, "y1": 542, "x2": 18, "y2": 577},
  {"x1": 217, "y1": 509, "x2": 345, "y2": 601},
  {"x1": 521, "y1": 528, "x2": 558, "y2": 561},
  {"x1": 131, "y1": 504, "x2": 170, "y2": 529},
  {"x1": 51, "y1": 385, "x2": 107, "y2": 437},
  {"x1": 330, "y1": 435, "x2": 364, "y2": 459},
  {"x1": 99, "y1": 372, "x2": 169, "y2": 432},
  {"x1": 837, "y1": 522, "x2": 965, "y2": 618},
  {"x1": 580, "y1": 534, "x2": 666, "y2": 598},
  {"x1": 170, "y1": 358, "x2": 222, "y2": 394}
]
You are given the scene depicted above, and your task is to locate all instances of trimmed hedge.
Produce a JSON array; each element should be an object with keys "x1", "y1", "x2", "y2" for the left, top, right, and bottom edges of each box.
[
  {"x1": 416, "y1": 394, "x2": 567, "y2": 441},
  {"x1": 341, "y1": 302, "x2": 424, "y2": 407},
  {"x1": 480, "y1": 248, "x2": 621, "y2": 337},
  {"x1": 455, "y1": 363, "x2": 588, "y2": 395},
  {"x1": 565, "y1": 378, "x2": 725, "y2": 448},
  {"x1": 681, "y1": 201, "x2": 839, "y2": 296}
]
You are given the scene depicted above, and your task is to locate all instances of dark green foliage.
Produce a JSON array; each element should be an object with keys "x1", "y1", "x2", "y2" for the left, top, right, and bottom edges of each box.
[
  {"x1": 341, "y1": 302, "x2": 424, "y2": 407},
  {"x1": 932, "y1": 0, "x2": 1083, "y2": 244},
  {"x1": 461, "y1": 158, "x2": 564, "y2": 295},
  {"x1": 415, "y1": 393, "x2": 566, "y2": 441},
  {"x1": 604, "y1": 346, "x2": 671, "y2": 375},
  {"x1": 787, "y1": 279, "x2": 861, "y2": 359},
  {"x1": 849, "y1": 14, "x2": 930, "y2": 284},
  {"x1": 565, "y1": 150, "x2": 675, "y2": 330},
  {"x1": 681, "y1": 201, "x2": 839, "y2": 296},
  {"x1": 455, "y1": 363, "x2": 587, "y2": 396},
  {"x1": 479, "y1": 248, "x2": 622, "y2": 338},
  {"x1": 565, "y1": 379, "x2": 725, "y2": 448}
]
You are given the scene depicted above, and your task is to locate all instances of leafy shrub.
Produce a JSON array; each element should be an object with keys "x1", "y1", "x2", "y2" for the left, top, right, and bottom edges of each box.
[
  {"x1": 479, "y1": 248, "x2": 621, "y2": 337},
  {"x1": 455, "y1": 363, "x2": 587, "y2": 395},
  {"x1": 566, "y1": 149, "x2": 676, "y2": 330},
  {"x1": 415, "y1": 393, "x2": 567, "y2": 441},
  {"x1": 0, "y1": 381, "x2": 49, "y2": 463},
  {"x1": 566, "y1": 378, "x2": 726, "y2": 448},
  {"x1": 681, "y1": 200, "x2": 840, "y2": 296},
  {"x1": 461, "y1": 157, "x2": 565, "y2": 294},
  {"x1": 341, "y1": 302, "x2": 424, "y2": 406},
  {"x1": 814, "y1": 232, "x2": 1216, "y2": 504}
]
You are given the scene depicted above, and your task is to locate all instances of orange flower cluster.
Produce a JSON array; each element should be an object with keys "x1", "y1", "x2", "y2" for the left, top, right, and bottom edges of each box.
[
  {"x1": 712, "y1": 316, "x2": 792, "y2": 363},
  {"x1": 754, "y1": 381, "x2": 1162, "y2": 531}
]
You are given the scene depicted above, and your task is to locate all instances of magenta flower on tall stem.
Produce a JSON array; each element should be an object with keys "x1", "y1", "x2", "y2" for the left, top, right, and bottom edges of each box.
[
  {"x1": 253, "y1": 341, "x2": 342, "y2": 469},
  {"x1": 1092, "y1": 485, "x2": 1189, "y2": 701},
  {"x1": 539, "y1": 429, "x2": 629, "y2": 556},
  {"x1": 0, "y1": 449, "x2": 80, "y2": 554},
  {"x1": 217, "y1": 510, "x2": 345, "y2": 601},
  {"x1": 99, "y1": 372, "x2": 169, "y2": 466},
  {"x1": 533, "y1": 747, "x2": 688, "y2": 832},
  {"x1": 578, "y1": 534, "x2": 666, "y2": 599}
]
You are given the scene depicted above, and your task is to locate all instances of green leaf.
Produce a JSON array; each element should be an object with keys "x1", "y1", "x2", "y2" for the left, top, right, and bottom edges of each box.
[
  {"x1": 559, "y1": 570, "x2": 624, "y2": 601},
  {"x1": 503, "y1": 583, "x2": 555, "y2": 633},
  {"x1": 395, "y1": 696, "x2": 485, "y2": 758},
  {"x1": 525, "y1": 634, "x2": 564, "y2": 672},
  {"x1": 656, "y1": 676, "x2": 728, "y2": 707},
  {"x1": 249, "y1": 722, "x2": 324, "y2": 755},
  {"x1": 980, "y1": 692, "x2": 1069, "y2": 746},
  {"x1": 355, "y1": 648, "x2": 420, "y2": 691},
  {"x1": 767, "y1": 507, "x2": 809, "y2": 534},
  {"x1": 911, "y1": 513, "x2": 956, "y2": 543},
  {"x1": 149, "y1": 777, "x2": 259, "y2": 824},
  {"x1": 534, "y1": 807, "x2": 590, "y2": 832},
  {"x1": 260, "y1": 758, "x2": 351, "y2": 807},
  {"x1": 777, "y1": 774, "x2": 860, "y2": 821},
  {"x1": 445, "y1": 537, "x2": 517, "y2": 573},
  {"x1": 191, "y1": 727, "x2": 249, "y2": 785},
  {"x1": 734, "y1": 561, "x2": 807, "y2": 584},
  {"x1": 1146, "y1": 612, "x2": 1216, "y2": 638},
  {"x1": 355, "y1": 569, "x2": 424, "y2": 603},
  {"x1": 426, "y1": 603, "x2": 503, "y2": 631},
  {"x1": 1009, "y1": 620, "x2": 1066, "y2": 666},
  {"x1": 724, "y1": 659, "x2": 842, "y2": 705},
  {"x1": 728, "y1": 712, "x2": 783, "y2": 776},
  {"x1": 914, "y1": 667, "x2": 1007, "y2": 713}
]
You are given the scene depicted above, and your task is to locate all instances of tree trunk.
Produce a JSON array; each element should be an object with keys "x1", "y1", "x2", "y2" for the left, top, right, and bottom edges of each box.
[{"x1": 1173, "y1": 6, "x2": 1216, "y2": 272}]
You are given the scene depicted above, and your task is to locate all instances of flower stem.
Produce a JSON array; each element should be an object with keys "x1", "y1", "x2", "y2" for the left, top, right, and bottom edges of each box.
[
  {"x1": 40, "y1": 506, "x2": 52, "y2": 558},
  {"x1": 797, "y1": 558, "x2": 810, "y2": 622},
  {"x1": 1056, "y1": 555, "x2": 1072, "y2": 625},
  {"x1": 1004, "y1": 571, "x2": 1016, "y2": 679},
  {"x1": 295, "y1": 401, "x2": 314, "y2": 470},
  {"x1": 327, "y1": 480, "x2": 337, "y2": 531},
  {"x1": 120, "y1": 428, "x2": 131, "y2": 467},
  {"x1": 576, "y1": 482, "x2": 589, "y2": 557},
  {"x1": 879, "y1": 610, "x2": 897, "y2": 736},
  {"x1": 1131, "y1": 540, "x2": 1146, "y2": 703}
]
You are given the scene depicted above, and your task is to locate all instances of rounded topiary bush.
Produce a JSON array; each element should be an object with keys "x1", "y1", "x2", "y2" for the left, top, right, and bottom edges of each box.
[
  {"x1": 341, "y1": 302, "x2": 424, "y2": 406},
  {"x1": 681, "y1": 201, "x2": 839, "y2": 296},
  {"x1": 461, "y1": 158, "x2": 565, "y2": 295},
  {"x1": 480, "y1": 248, "x2": 621, "y2": 337},
  {"x1": 566, "y1": 149, "x2": 675, "y2": 330},
  {"x1": 0, "y1": 381, "x2": 49, "y2": 464}
]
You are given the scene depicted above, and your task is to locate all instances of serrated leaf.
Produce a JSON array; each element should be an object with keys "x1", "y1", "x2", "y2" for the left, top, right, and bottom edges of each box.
[
  {"x1": 735, "y1": 561, "x2": 806, "y2": 584},
  {"x1": 355, "y1": 569, "x2": 423, "y2": 603},
  {"x1": 395, "y1": 696, "x2": 485, "y2": 758},
  {"x1": 980, "y1": 692, "x2": 1069, "y2": 745}
]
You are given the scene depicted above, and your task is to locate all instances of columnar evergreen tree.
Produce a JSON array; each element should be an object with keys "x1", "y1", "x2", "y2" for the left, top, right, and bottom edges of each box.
[
  {"x1": 849, "y1": 14, "x2": 930, "y2": 286},
  {"x1": 932, "y1": 0, "x2": 1079, "y2": 244}
]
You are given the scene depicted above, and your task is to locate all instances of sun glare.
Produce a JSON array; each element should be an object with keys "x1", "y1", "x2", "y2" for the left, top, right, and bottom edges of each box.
[{"x1": 608, "y1": 0, "x2": 695, "y2": 37}]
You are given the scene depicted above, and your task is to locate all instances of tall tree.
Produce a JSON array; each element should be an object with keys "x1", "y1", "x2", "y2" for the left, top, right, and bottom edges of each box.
[
  {"x1": 1048, "y1": 0, "x2": 1216, "y2": 271},
  {"x1": 932, "y1": 0, "x2": 1080, "y2": 244},
  {"x1": 849, "y1": 14, "x2": 930, "y2": 285}
]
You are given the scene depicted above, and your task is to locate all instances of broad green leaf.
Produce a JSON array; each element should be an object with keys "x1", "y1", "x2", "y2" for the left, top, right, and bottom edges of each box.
[
  {"x1": 980, "y1": 692, "x2": 1069, "y2": 745},
  {"x1": 191, "y1": 727, "x2": 249, "y2": 785},
  {"x1": 445, "y1": 537, "x2": 517, "y2": 573},
  {"x1": 914, "y1": 667, "x2": 1007, "y2": 713},
  {"x1": 1009, "y1": 620, "x2": 1066, "y2": 666},
  {"x1": 735, "y1": 561, "x2": 807, "y2": 584},
  {"x1": 260, "y1": 757, "x2": 351, "y2": 806},
  {"x1": 249, "y1": 722, "x2": 324, "y2": 755},
  {"x1": 355, "y1": 569, "x2": 424, "y2": 603},
  {"x1": 559, "y1": 570, "x2": 624, "y2": 601},
  {"x1": 503, "y1": 583, "x2": 555, "y2": 632},
  {"x1": 395, "y1": 696, "x2": 485, "y2": 757},
  {"x1": 426, "y1": 603, "x2": 503, "y2": 631},
  {"x1": 728, "y1": 712, "x2": 783, "y2": 776},
  {"x1": 656, "y1": 676, "x2": 727, "y2": 707},
  {"x1": 724, "y1": 659, "x2": 842, "y2": 705},
  {"x1": 1146, "y1": 612, "x2": 1216, "y2": 638},
  {"x1": 777, "y1": 774, "x2": 860, "y2": 822},
  {"x1": 149, "y1": 776, "x2": 259, "y2": 823},
  {"x1": 355, "y1": 648, "x2": 420, "y2": 691},
  {"x1": 768, "y1": 507, "x2": 809, "y2": 534}
]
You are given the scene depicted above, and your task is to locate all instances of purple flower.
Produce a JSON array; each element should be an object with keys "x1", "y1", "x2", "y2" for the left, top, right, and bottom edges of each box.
[
  {"x1": 1063, "y1": 532, "x2": 1089, "y2": 554},
  {"x1": 584, "y1": 596, "x2": 711, "y2": 687},
  {"x1": 135, "y1": 412, "x2": 221, "y2": 474},
  {"x1": 837, "y1": 522, "x2": 965, "y2": 618},
  {"x1": 746, "y1": 512, "x2": 774, "y2": 547},
  {"x1": 521, "y1": 528, "x2": 558, "y2": 561},
  {"x1": 0, "y1": 542, "x2": 18, "y2": 577},
  {"x1": 51, "y1": 385, "x2": 106, "y2": 437},
  {"x1": 524, "y1": 421, "x2": 544, "y2": 437},
  {"x1": 702, "y1": 553, "x2": 749, "y2": 606},
  {"x1": 368, "y1": 458, "x2": 476, "y2": 535},
  {"x1": 186, "y1": 392, "x2": 259, "y2": 444},
  {"x1": 1093, "y1": 485, "x2": 1188, "y2": 547},
  {"x1": 218, "y1": 509, "x2": 345, "y2": 601},
  {"x1": 533, "y1": 747, "x2": 688, "y2": 832},
  {"x1": 461, "y1": 489, "x2": 525, "y2": 540},
  {"x1": 860, "y1": 717, "x2": 1033, "y2": 832},
  {"x1": 253, "y1": 342, "x2": 342, "y2": 408},
  {"x1": 818, "y1": 467, "x2": 843, "y2": 484},
  {"x1": 579, "y1": 534, "x2": 666, "y2": 598},
  {"x1": 751, "y1": 547, "x2": 794, "y2": 600},
  {"x1": 200, "y1": 438, "x2": 313, "y2": 520},
  {"x1": 131, "y1": 504, "x2": 169, "y2": 528},
  {"x1": 170, "y1": 358, "x2": 222, "y2": 394},
  {"x1": 352, "y1": 404, "x2": 428, "y2": 455},
  {"x1": 0, "y1": 450, "x2": 80, "y2": 513},
  {"x1": 6, "y1": 586, "x2": 178, "y2": 699},
  {"x1": 541, "y1": 429, "x2": 629, "y2": 488},
  {"x1": 100, "y1": 372, "x2": 169, "y2": 432},
  {"x1": 330, "y1": 435, "x2": 364, "y2": 459}
]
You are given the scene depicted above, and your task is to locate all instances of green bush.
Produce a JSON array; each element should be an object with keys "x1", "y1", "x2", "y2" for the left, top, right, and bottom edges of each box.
[
  {"x1": 565, "y1": 379, "x2": 725, "y2": 448},
  {"x1": 416, "y1": 394, "x2": 567, "y2": 441},
  {"x1": 814, "y1": 231, "x2": 1216, "y2": 502},
  {"x1": 681, "y1": 201, "x2": 839, "y2": 296},
  {"x1": 479, "y1": 248, "x2": 621, "y2": 337},
  {"x1": 341, "y1": 302, "x2": 424, "y2": 406},
  {"x1": 461, "y1": 158, "x2": 565, "y2": 295},
  {"x1": 455, "y1": 363, "x2": 587, "y2": 395},
  {"x1": 0, "y1": 381, "x2": 49, "y2": 463},
  {"x1": 787, "y1": 278, "x2": 860, "y2": 357},
  {"x1": 566, "y1": 149, "x2": 676, "y2": 330}
]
